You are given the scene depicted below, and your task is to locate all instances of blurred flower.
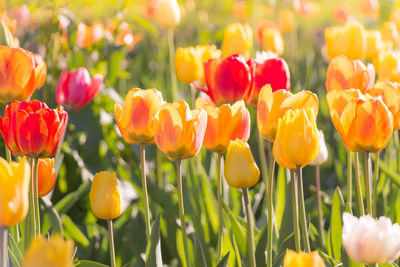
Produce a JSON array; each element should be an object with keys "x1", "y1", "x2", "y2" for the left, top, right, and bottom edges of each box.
[
  {"x1": 0, "y1": 157, "x2": 29, "y2": 227},
  {"x1": 115, "y1": 88, "x2": 164, "y2": 145},
  {"x1": 37, "y1": 158, "x2": 56, "y2": 198},
  {"x1": 175, "y1": 46, "x2": 202, "y2": 83},
  {"x1": 326, "y1": 55, "x2": 375, "y2": 93},
  {"x1": 90, "y1": 171, "x2": 123, "y2": 220},
  {"x1": 56, "y1": 67, "x2": 103, "y2": 111},
  {"x1": 0, "y1": 19, "x2": 13, "y2": 47},
  {"x1": 382, "y1": 21, "x2": 400, "y2": 47},
  {"x1": 232, "y1": 1, "x2": 248, "y2": 20},
  {"x1": 390, "y1": 7, "x2": 400, "y2": 31},
  {"x1": 283, "y1": 250, "x2": 326, "y2": 267},
  {"x1": 295, "y1": 0, "x2": 320, "y2": 18},
  {"x1": 76, "y1": 22, "x2": 104, "y2": 48},
  {"x1": 198, "y1": 100, "x2": 250, "y2": 154},
  {"x1": 221, "y1": 23, "x2": 253, "y2": 59},
  {"x1": 333, "y1": 6, "x2": 352, "y2": 23},
  {"x1": 115, "y1": 22, "x2": 143, "y2": 50},
  {"x1": 143, "y1": 0, "x2": 157, "y2": 19},
  {"x1": 155, "y1": 0, "x2": 181, "y2": 28},
  {"x1": 342, "y1": 212, "x2": 400, "y2": 264},
  {"x1": 152, "y1": 100, "x2": 207, "y2": 161},
  {"x1": 10, "y1": 5, "x2": 31, "y2": 29},
  {"x1": 273, "y1": 108, "x2": 319, "y2": 169},
  {"x1": 23, "y1": 234, "x2": 74, "y2": 267},
  {"x1": 224, "y1": 139, "x2": 260, "y2": 188},
  {"x1": 0, "y1": 100, "x2": 68, "y2": 158},
  {"x1": 255, "y1": 20, "x2": 278, "y2": 43},
  {"x1": 359, "y1": 0, "x2": 379, "y2": 17},
  {"x1": 261, "y1": 27, "x2": 284, "y2": 56},
  {"x1": 374, "y1": 51, "x2": 400, "y2": 82},
  {"x1": 200, "y1": 54, "x2": 254, "y2": 105},
  {"x1": 0, "y1": 12, "x2": 16, "y2": 34},
  {"x1": 365, "y1": 30, "x2": 382, "y2": 59},
  {"x1": 309, "y1": 130, "x2": 328, "y2": 166},
  {"x1": 326, "y1": 90, "x2": 393, "y2": 152},
  {"x1": 279, "y1": 9, "x2": 296, "y2": 34},
  {"x1": 248, "y1": 52, "x2": 290, "y2": 105}
]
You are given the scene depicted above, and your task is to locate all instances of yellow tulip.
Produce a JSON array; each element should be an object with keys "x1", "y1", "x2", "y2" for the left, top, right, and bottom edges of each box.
[
  {"x1": 382, "y1": 21, "x2": 400, "y2": 47},
  {"x1": 279, "y1": 9, "x2": 296, "y2": 34},
  {"x1": 365, "y1": 30, "x2": 382, "y2": 59},
  {"x1": 0, "y1": 157, "x2": 30, "y2": 227},
  {"x1": 224, "y1": 140, "x2": 260, "y2": 188},
  {"x1": 196, "y1": 44, "x2": 221, "y2": 62},
  {"x1": 23, "y1": 235, "x2": 74, "y2": 267},
  {"x1": 175, "y1": 47, "x2": 202, "y2": 83},
  {"x1": 325, "y1": 26, "x2": 347, "y2": 59},
  {"x1": 115, "y1": 88, "x2": 164, "y2": 145},
  {"x1": 90, "y1": 171, "x2": 123, "y2": 220},
  {"x1": 390, "y1": 7, "x2": 400, "y2": 31},
  {"x1": 374, "y1": 51, "x2": 400, "y2": 82},
  {"x1": 283, "y1": 250, "x2": 326, "y2": 267},
  {"x1": 221, "y1": 23, "x2": 253, "y2": 59},
  {"x1": 155, "y1": 0, "x2": 181, "y2": 28},
  {"x1": 261, "y1": 27, "x2": 284, "y2": 56},
  {"x1": 273, "y1": 108, "x2": 320, "y2": 169}
]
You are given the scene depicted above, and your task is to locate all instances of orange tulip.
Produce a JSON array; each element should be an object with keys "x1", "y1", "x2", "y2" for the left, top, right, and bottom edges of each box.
[
  {"x1": 76, "y1": 22, "x2": 104, "y2": 48},
  {"x1": 152, "y1": 100, "x2": 207, "y2": 161},
  {"x1": 197, "y1": 99, "x2": 250, "y2": 154},
  {"x1": 232, "y1": 1, "x2": 248, "y2": 20},
  {"x1": 326, "y1": 55, "x2": 375, "y2": 93},
  {"x1": 27, "y1": 51, "x2": 47, "y2": 90},
  {"x1": 115, "y1": 88, "x2": 164, "y2": 145},
  {"x1": 37, "y1": 158, "x2": 56, "y2": 197},
  {"x1": 327, "y1": 89, "x2": 393, "y2": 152}
]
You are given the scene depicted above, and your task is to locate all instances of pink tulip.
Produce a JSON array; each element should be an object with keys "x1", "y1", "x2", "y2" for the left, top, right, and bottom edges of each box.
[{"x1": 56, "y1": 67, "x2": 103, "y2": 112}]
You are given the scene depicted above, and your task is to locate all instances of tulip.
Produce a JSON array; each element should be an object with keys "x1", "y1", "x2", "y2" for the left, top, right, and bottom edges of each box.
[
  {"x1": 201, "y1": 54, "x2": 254, "y2": 105},
  {"x1": 365, "y1": 30, "x2": 382, "y2": 59},
  {"x1": 90, "y1": 171, "x2": 123, "y2": 220},
  {"x1": 76, "y1": 22, "x2": 104, "y2": 48},
  {"x1": 326, "y1": 90, "x2": 393, "y2": 152},
  {"x1": 0, "y1": 19, "x2": 13, "y2": 47},
  {"x1": 115, "y1": 88, "x2": 164, "y2": 145},
  {"x1": 195, "y1": 45, "x2": 221, "y2": 81},
  {"x1": 30, "y1": 52, "x2": 47, "y2": 90},
  {"x1": 23, "y1": 235, "x2": 74, "y2": 267},
  {"x1": 255, "y1": 21, "x2": 278, "y2": 43},
  {"x1": 56, "y1": 67, "x2": 103, "y2": 112},
  {"x1": 0, "y1": 157, "x2": 30, "y2": 226},
  {"x1": 273, "y1": 108, "x2": 319, "y2": 169},
  {"x1": 155, "y1": 0, "x2": 181, "y2": 28},
  {"x1": 199, "y1": 100, "x2": 250, "y2": 154},
  {"x1": 359, "y1": 0, "x2": 379, "y2": 16},
  {"x1": 37, "y1": 158, "x2": 56, "y2": 197},
  {"x1": 283, "y1": 250, "x2": 326, "y2": 267},
  {"x1": 221, "y1": 23, "x2": 253, "y2": 59},
  {"x1": 279, "y1": 9, "x2": 296, "y2": 34},
  {"x1": 232, "y1": 1, "x2": 248, "y2": 20},
  {"x1": 342, "y1": 212, "x2": 400, "y2": 264},
  {"x1": 309, "y1": 130, "x2": 328, "y2": 166},
  {"x1": 152, "y1": 100, "x2": 207, "y2": 161},
  {"x1": 175, "y1": 46, "x2": 202, "y2": 83},
  {"x1": 0, "y1": 100, "x2": 68, "y2": 158},
  {"x1": 391, "y1": 7, "x2": 400, "y2": 31},
  {"x1": 296, "y1": 0, "x2": 320, "y2": 17},
  {"x1": 375, "y1": 51, "x2": 400, "y2": 82},
  {"x1": 326, "y1": 55, "x2": 375, "y2": 93},
  {"x1": 261, "y1": 27, "x2": 284, "y2": 56},
  {"x1": 382, "y1": 21, "x2": 400, "y2": 47},
  {"x1": 114, "y1": 22, "x2": 143, "y2": 50}
]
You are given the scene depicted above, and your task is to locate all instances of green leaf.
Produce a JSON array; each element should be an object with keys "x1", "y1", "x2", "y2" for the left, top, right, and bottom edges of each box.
[
  {"x1": 62, "y1": 215, "x2": 89, "y2": 247},
  {"x1": 41, "y1": 198, "x2": 63, "y2": 235},
  {"x1": 223, "y1": 202, "x2": 247, "y2": 257},
  {"x1": 193, "y1": 235, "x2": 208, "y2": 267},
  {"x1": 216, "y1": 251, "x2": 230, "y2": 267},
  {"x1": 231, "y1": 233, "x2": 242, "y2": 267},
  {"x1": 176, "y1": 230, "x2": 194, "y2": 267},
  {"x1": 275, "y1": 166, "x2": 286, "y2": 230},
  {"x1": 55, "y1": 182, "x2": 91, "y2": 214},
  {"x1": 379, "y1": 160, "x2": 400, "y2": 186},
  {"x1": 330, "y1": 187, "x2": 343, "y2": 261},
  {"x1": 8, "y1": 232, "x2": 23, "y2": 265},
  {"x1": 146, "y1": 215, "x2": 163, "y2": 267},
  {"x1": 8, "y1": 247, "x2": 22, "y2": 267},
  {"x1": 75, "y1": 260, "x2": 108, "y2": 267}
]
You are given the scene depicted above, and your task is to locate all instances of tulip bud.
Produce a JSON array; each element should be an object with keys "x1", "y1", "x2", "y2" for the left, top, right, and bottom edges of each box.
[
  {"x1": 90, "y1": 171, "x2": 123, "y2": 220},
  {"x1": 221, "y1": 23, "x2": 253, "y2": 59},
  {"x1": 224, "y1": 140, "x2": 260, "y2": 188},
  {"x1": 155, "y1": 0, "x2": 181, "y2": 28},
  {"x1": 309, "y1": 130, "x2": 328, "y2": 166},
  {"x1": 0, "y1": 19, "x2": 13, "y2": 47},
  {"x1": 175, "y1": 47, "x2": 202, "y2": 83},
  {"x1": 37, "y1": 158, "x2": 57, "y2": 197},
  {"x1": 342, "y1": 212, "x2": 400, "y2": 264},
  {"x1": 23, "y1": 235, "x2": 75, "y2": 267},
  {"x1": 261, "y1": 27, "x2": 284, "y2": 56},
  {"x1": 283, "y1": 250, "x2": 326, "y2": 267}
]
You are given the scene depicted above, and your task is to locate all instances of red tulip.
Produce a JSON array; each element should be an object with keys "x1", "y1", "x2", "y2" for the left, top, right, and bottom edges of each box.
[
  {"x1": 0, "y1": 100, "x2": 68, "y2": 158},
  {"x1": 200, "y1": 54, "x2": 254, "y2": 105},
  {"x1": 56, "y1": 67, "x2": 103, "y2": 112}
]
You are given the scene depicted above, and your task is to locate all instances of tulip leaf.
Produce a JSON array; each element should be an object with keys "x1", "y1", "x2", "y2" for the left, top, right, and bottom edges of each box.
[
  {"x1": 145, "y1": 215, "x2": 163, "y2": 267},
  {"x1": 378, "y1": 160, "x2": 400, "y2": 186},
  {"x1": 7, "y1": 232, "x2": 23, "y2": 265},
  {"x1": 176, "y1": 230, "x2": 194, "y2": 267},
  {"x1": 62, "y1": 215, "x2": 90, "y2": 247},
  {"x1": 216, "y1": 251, "x2": 230, "y2": 267},
  {"x1": 193, "y1": 234, "x2": 208, "y2": 267},
  {"x1": 75, "y1": 260, "x2": 108, "y2": 267},
  {"x1": 275, "y1": 166, "x2": 287, "y2": 230},
  {"x1": 55, "y1": 182, "x2": 91, "y2": 214},
  {"x1": 223, "y1": 202, "x2": 247, "y2": 257},
  {"x1": 255, "y1": 223, "x2": 267, "y2": 266},
  {"x1": 329, "y1": 187, "x2": 343, "y2": 262},
  {"x1": 231, "y1": 233, "x2": 243, "y2": 267},
  {"x1": 8, "y1": 247, "x2": 22, "y2": 267}
]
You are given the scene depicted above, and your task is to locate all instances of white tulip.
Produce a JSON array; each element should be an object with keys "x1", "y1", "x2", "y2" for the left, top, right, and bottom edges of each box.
[
  {"x1": 310, "y1": 130, "x2": 328, "y2": 166},
  {"x1": 342, "y1": 212, "x2": 400, "y2": 264}
]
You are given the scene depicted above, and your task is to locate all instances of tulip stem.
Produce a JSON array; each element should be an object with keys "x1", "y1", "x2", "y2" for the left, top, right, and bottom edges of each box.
[
  {"x1": 372, "y1": 152, "x2": 380, "y2": 217},
  {"x1": 33, "y1": 157, "x2": 40, "y2": 236},
  {"x1": 297, "y1": 166, "x2": 311, "y2": 252},
  {"x1": 5, "y1": 146, "x2": 11, "y2": 162},
  {"x1": 167, "y1": 28, "x2": 178, "y2": 101},
  {"x1": 216, "y1": 153, "x2": 224, "y2": 261},
  {"x1": 176, "y1": 159, "x2": 191, "y2": 267},
  {"x1": 364, "y1": 152, "x2": 372, "y2": 215},
  {"x1": 140, "y1": 145, "x2": 151, "y2": 244},
  {"x1": 354, "y1": 153, "x2": 365, "y2": 216},
  {"x1": 25, "y1": 158, "x2": 36, "y2": 249},
  {"x1": 107, "y1": 220, "x2": 117, "y2": 267},
  {"x1": 242, "y1": 188, "x2": 256, "y2": 267},
  {"x1": 1, "y1": 227, "x2": 8, "y2": 267},
  {"x1": 266, "y1": 156, "x2": 275, "y2": 267},
  {"x1": 347, "y1": 151, "x2": 352, "y2": 209},
  {"x1": 156, "y1": 149, "x2": 164, "y2": 188},
  {"x1": 290, "y1": 169, "x2": 301, "y2": 252},
  {"x1": 315, "y1": 165, "x2": 325, "y2": 246}
]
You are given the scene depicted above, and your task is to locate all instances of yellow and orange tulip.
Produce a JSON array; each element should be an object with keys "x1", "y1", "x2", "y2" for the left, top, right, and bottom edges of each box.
[
  {"x1": 37, "y1": 158, "x2": 57, "y2": 198},
  {"x1": 261, "y1": 27, "x2": 284, "y2": 56},
  {"x1": 0, "y1": 157, "x2": 30, "y2": 227},
  {"x1": 221, "y1": 23, "x2": 253, "y2": 59},
  {"x1": 175, "y1": 47, "x2": 202, "y2": 83},
  {"x1": 152, "y1": 100, "x2": 207, "y2": 161},
  {"x1": 115, "y1": 88, "x2": 164, "y2": 145},
  {"x1": 283, "y1": 250, "x2": 326, "y2": 267},
  {"x1": 224, "y1": 139, "x2": 260, "y2": 188}
]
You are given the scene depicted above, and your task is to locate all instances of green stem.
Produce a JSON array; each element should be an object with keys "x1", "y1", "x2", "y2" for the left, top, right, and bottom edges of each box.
[
  {"x1": 25, "y1": 158, "x2": 36, "y2": 249},
  {"x1": 177, "y1": 159, "x2": 191, "y2": 267},
  {"x1": 315, "y1": 165, "x2": 325, "y2": 246},
  {"x1": 354, "y1": 153, "x2": 365, "y2": 216},
  {"x1": 372, "y1": 152, "x2": 379, "y2": 217},
  {"x1": 1, "y1": 227, "x2": 8, "y2": 267},
  {"x1": 107, "y1": 220, "x2": 117, "y2": 267},
  {"x1": 140, "y1": 145, "x2": 151, "y2": 243},
  {"x1": 33, "y1": 157, "x2": 40, "y2": 236},
  {"x1": 156, "y1": 149, "x2": 163, "y2": 188},
  {"x1": 242, "y1": 188, "x2": 256, "y2": 267},
  {"x1": 364, "y1": 152, "x2": 372, "y2": 215},
  {"x1": 167, "y1": 28, "x2": 178, "y2": 101},
  {"x1": 290, "y1": 169, "x2": 301, "y2": 252},
  {"x1": 297, "y1": 166, "x2": 311, "y2": 252},
  {"x1": 5, "y1": 146, "x2": 11, "y2": 162},
  {"x1": 216, "y1": 153, "x2": 223, "y2": 261},
  {"x1": 347, "y1": 151, "x2": 352, "y2": 209},
  {"x1": 266, "y1": 156, "x2": 275, "y2": 267}
]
